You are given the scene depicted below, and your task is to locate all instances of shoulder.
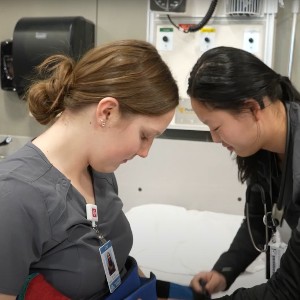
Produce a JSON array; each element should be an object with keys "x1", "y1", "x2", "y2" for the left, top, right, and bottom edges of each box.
[
  {"x1": 0, "y1": 142, "x2": 71, "y2": 220},
  {"x1": 289, "y1": 102, "x2": 300, "y2": 127},
  {"x1": 0, "y1": 142, "x2": 52, "y2": 182}
]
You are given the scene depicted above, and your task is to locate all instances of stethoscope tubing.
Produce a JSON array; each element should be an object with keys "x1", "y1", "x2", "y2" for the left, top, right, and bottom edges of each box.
[{"x1": 246, "y1": 183, "x2": 269, "y2": 253}]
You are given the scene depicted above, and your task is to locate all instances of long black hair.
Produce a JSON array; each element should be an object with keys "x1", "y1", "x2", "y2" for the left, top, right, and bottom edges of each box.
[{"x1": 187, "y1": 46, "x2": 300, "y2": 183}]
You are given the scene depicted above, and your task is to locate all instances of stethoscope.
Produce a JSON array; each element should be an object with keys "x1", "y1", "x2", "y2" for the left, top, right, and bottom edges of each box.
[
  {"x1": 246, "y1": 182, "x2": 278, "y2": 253},
  {"x1": 245, "y1": 103, "x2": 291, "y2": 253}
]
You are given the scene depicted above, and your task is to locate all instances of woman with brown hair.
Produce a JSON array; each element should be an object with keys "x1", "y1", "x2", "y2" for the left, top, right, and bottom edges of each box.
[{"x1": 0, "y1": 39, "x2": 179, "y2": 300}]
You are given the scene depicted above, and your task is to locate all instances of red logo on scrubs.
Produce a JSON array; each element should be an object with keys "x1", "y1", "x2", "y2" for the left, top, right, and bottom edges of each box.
[{"x1": 92, "y1": 208, "x2": 97, "y2": 218}]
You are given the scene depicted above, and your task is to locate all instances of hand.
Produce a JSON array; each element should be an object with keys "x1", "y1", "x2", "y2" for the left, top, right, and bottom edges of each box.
[
  {"x1": 190, "y1": 270, "x2": 227, "y2": 295},
  {"x1": 138, "y1": 266, "x2": 146, "y2": 277}
]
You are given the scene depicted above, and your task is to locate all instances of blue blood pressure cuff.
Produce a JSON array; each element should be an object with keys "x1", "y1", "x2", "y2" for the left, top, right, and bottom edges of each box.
[
  {"x1": 156, "y1": 280, "x2": 211, "y2": 299},
  {"x1": 105, "y1": 256, "x2": 157, "y2": 300}
]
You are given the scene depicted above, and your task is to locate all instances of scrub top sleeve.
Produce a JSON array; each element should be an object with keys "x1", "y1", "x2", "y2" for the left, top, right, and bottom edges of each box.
[
  {"x1": 0, "y1": 179, "x2": 51, "y2": 295},
  {"x1": 212, "y1": 218, "x2": 263, "y2": 290},
  {"x1": 214, "y1": 223, "x2": 300, "y2": 299},
  {"x1": 213, "y1": 178, "x2": 271, "y2": 289}
]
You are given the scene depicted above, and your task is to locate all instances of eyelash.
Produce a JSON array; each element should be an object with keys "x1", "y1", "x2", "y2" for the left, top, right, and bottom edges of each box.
[{"x1": 212, "y1": 126, "x2": 220, "y2": 132}]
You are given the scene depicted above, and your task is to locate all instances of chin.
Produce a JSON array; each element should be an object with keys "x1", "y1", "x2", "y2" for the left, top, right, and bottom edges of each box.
[{"x1": 236, "y1": 150, "x2": 257, "y2": 158}]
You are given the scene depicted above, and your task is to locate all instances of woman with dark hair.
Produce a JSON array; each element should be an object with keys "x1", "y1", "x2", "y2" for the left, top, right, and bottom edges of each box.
[{"x1": 188, "y1": 46, "x2": 300, "y2": 299}]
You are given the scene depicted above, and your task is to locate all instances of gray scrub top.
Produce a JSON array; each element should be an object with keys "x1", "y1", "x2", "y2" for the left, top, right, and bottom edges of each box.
[{"x1": 0, "y1": 142, "x2": 133, "y2": 299}]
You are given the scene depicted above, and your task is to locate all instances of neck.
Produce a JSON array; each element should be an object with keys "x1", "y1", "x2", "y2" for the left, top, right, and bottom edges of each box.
[
  {"x1": 32, "y1": 113, "x2": 92, "y2": 182},
  {"x1": 33, "y1": 117, "x2": 96, "y2": 205},
  {"x1": 264, "y1": 101, "x2": 287, "y2": 156}
]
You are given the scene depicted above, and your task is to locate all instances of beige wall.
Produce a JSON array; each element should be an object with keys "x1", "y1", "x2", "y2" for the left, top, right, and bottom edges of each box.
[
  {"x1": 0, "y1": 0, "x2": 148, "y2": 137},
  {"x1": 274, "y1": 1, "x2": 300, "y2": 87},
  {"x1": 0, "y1": 0, "x2": 299, "y2": 137}
]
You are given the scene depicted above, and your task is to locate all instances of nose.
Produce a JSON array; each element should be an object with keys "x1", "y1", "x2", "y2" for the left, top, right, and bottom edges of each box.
[
  {"x1": 137, "y1": 141, "x2": 153, "y2": 158},
  {"x1": 137, "y1": 146, "x2": 150, "y2": 158},
  {"x1": 210, "y1": 131, "x2": 222, "y2": 143},
  {"x1": 138, "y1": 151, "x2": 148, "y2": 158}
]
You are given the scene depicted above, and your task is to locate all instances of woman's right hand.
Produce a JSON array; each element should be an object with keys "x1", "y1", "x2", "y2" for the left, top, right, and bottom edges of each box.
[{"x1": 190, "y1": 270, "x2": 227, "y2": 295}]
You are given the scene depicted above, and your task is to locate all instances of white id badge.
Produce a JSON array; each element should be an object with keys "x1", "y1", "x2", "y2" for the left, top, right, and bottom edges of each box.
[
  {"x1": 99, "y1": 240, "x2": 121, "y2": 293},
  {"x1": 269, "y1": 241, "x2": 288, "y2": 277},
  {"x1": 86, "y1": 204, "x2": 98, "y2": 223}
]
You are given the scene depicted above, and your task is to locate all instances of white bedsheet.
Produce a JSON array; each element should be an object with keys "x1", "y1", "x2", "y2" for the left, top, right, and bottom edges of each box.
[{"x1": 126, "y1": 204, "x2": 267, "y2": 298}]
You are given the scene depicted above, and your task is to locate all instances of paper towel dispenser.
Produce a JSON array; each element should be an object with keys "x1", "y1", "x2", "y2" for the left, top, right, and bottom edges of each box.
[
  {"x1": 1, "y1": 16, "x2": 95, "y2": 97},
  {"x1": 0, "y1": 40, "x2": 14, "y2": 91}
]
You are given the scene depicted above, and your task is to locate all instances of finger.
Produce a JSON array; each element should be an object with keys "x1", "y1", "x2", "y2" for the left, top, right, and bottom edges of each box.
[
  {"x1": 205, "y1": 274, "x2": 224, "y2": 294},
  {"x1": 191, "y1": 275, "x2": 206, "y2": 293}
]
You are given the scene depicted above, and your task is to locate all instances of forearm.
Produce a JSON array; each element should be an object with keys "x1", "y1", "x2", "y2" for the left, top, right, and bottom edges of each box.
[
  {"x1": 214, "y1": 223, "x2": 300, "y2": 299},
  {"x1": 213, "y1": 218, "x2": 264, "y2": 289}
]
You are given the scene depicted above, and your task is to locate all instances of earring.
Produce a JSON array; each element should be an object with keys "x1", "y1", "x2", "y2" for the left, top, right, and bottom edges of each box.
[{"x1": 99, "y1": 119, "x2": 106, "y2": 127}]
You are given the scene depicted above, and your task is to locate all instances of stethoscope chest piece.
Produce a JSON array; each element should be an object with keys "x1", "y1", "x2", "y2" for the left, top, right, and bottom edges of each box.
[{"x1": 271, "y1": 203, "x2": 284, "y2": 226}]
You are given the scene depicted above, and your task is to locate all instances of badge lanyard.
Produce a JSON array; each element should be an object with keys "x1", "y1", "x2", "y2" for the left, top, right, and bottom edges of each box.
[{"x1": 86, "y1": 204, "x2": 121, "y2": 293}]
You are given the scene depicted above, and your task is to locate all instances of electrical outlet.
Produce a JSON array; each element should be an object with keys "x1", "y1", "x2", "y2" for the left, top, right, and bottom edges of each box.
[
  {"x1": 243, "y1": 30, "x2": 260, "y2": 53},
  {"x1": 199, "y1": 27, "x2": 216, "y2": 52},
  {"x1": 156, "y1": 27, "x2": 174, "y2": 51}
]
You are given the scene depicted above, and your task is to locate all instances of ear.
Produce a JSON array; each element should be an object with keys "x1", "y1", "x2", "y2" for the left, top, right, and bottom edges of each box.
[
  {"x1": 96, "y1": 97, "x2": 119, "y2": 122},
  {"x1": 244, "y1": 99, "x2": 262, "y2": 121}
]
